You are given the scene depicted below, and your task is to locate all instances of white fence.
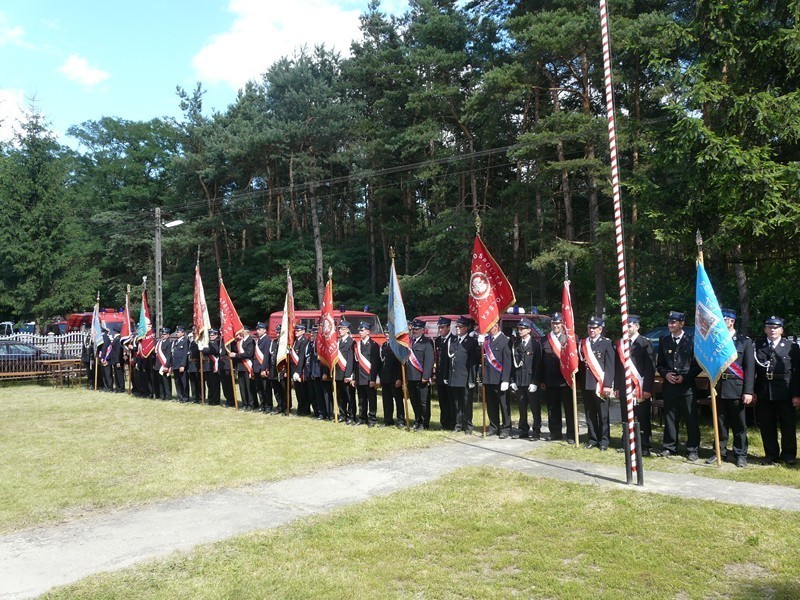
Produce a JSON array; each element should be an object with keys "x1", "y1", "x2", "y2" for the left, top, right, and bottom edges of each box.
[{"x1": 0, "y1": 332, "x2": 87, "y2": 359}]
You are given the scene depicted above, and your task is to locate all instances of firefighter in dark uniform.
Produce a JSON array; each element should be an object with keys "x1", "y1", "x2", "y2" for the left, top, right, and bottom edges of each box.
[
  {"x1": 580, "y1": 317, "x2": 615, "y2": 450},
  {"x1": 482, "y1": 321, "x2": 512, "y2": 438},
  {"x1": 291, "y1": 324, "x2": 309, "y2": 415},
  {"x1": 202, "y1": 329, "x2": 221, "y2": 405},
  {"x1": 171, "y1": 326, "x2": 189, "y2": 402},
  {"x1": 253, "y1": 322, "x2": 272, "y2": 413},
  {"x1": 269, "y1": 325, "x2": 286, "y2": 413},
  {"x1": 540, "y1": 313, "x2": 575, "y2": 442},
  {"x1": 753, "y1": 315, "x2": 800, "y2": 465},
  {"x1": 98, "y1": 327, "x2": 113, "y2": 391},
  {"x1": 335, "y1": 320, "x2": 356, "y2": 423},
  {"x1": 434, "y1": 317, "x2": 454, "y2": 430},
  {"x1": 354, "y1": 322, "x2": 380, "y2": 426},
  {"x1": 308, "y1": 325, "x2": 328, "y2": 420},
  {"x1": 219, "y1": 334, "x2": 235, "y2": 408},
  {"x1": 379, "y1": 339, "x2": 405, "y2": 427},
  {"x1": 511, "y1": 318, "x2": 542, "y2": 440},
  {"x1": 406, "y1": 319, "x2": 435, "y2": 430},
  {"x1": 230, "y1": 326, "x2": 256, "y2": 410},
  {"x1": 110, "y1": 330, "x2": 125, "y2": 392},
  {"x1": 656, "y1": 311, "x2": 702, "y2": 461},
  {"x1": 153, "y1": 328, "x2": 173, "y2": 400},
  {"x1": 446, "y1": 316, "x2": 480, "y2": 434},
  {"x1": 614, "y1": 315, "x2": 656, "y2": 456},
  {"x1": 706, "y1": 309, "x2": 755, "y2": 467},
  {"x1": 187, "y1": 334, "x2": 201, "y2": 402}
]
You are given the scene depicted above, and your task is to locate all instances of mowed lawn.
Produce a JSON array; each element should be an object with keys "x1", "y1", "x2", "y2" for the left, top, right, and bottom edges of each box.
[
  {"x1": 0, "y1": 385, "x2": 440, "y2": 533},
  {"x1": 44, "y1": 467, "x2": 800, "y2": 600}
]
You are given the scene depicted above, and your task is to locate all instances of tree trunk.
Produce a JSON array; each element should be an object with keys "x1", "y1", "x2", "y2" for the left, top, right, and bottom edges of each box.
[
  {"x1": 367, "y1": 184, "x2": 377, "y2": 294},
  {"x1": 733, "y1": 244, "x2": 750, "y2": 334},
  {"x1": 307, "y1": 190, "x2": 325, "y2": 306}
]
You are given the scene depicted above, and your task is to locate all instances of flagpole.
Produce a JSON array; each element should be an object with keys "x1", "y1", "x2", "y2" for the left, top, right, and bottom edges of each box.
[
  {"x1": 697, "y1": 231, "x2": 723, "y2": 466},
  {"x1": 564, "y1": 269, "x2": 581, "y2": 449},
  {"x1": 327, "y1": 268, "x2": 340, "y2": 423},
  {"x1": 219, "y1": 269, "x2": 240, "y2": 411},
  {"x1": 127, "y1": 285, "x2": 133, "y2": 394},
  {"x1": 401, "y1": 366, "x2": 411, "y2": 431},
  {"x1": 94, "y1": 291, "x2": 100, "y2": 392},
  {"x1": 196, "y1": 249, "x2": 206, "y2": 405},
  {"x1": 600, "y1": 0, "x2": 641, "y2": 483}
]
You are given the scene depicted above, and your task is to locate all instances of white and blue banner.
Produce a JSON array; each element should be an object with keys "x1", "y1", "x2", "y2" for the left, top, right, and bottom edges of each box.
[{"x1": 694, "y1": 260, "x2": 736, "y2": 385}]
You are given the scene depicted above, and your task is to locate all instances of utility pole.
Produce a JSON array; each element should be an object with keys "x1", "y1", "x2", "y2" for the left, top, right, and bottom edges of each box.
[{"x1": 155, "y1": 207, "x2": 163, "y2": 334}]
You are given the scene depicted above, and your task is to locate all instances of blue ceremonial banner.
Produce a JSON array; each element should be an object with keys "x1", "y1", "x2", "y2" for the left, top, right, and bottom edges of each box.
[
  {"x1": 694, "y1": 260, "x2": 737, "y2": 385},
  {"x1": 387, "y1": 261, "x2": 411, "y2": 364},
  {"x1": 90, "y1": 302, "x2": 104, "y2": 349}
]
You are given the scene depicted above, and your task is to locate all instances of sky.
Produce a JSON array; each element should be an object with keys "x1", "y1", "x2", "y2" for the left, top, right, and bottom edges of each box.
[{"x1": 0, "y1": 0, "x2": 408, "y2": 145}]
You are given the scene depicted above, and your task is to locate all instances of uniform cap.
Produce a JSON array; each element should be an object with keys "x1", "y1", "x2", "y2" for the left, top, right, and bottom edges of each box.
[
  {"x1": 160, "y1": 327, "x2": 171, "y2": 335},
  {"x1": 175, "y1": 325, "x2": 185, "y2": 333},
  {"x1": 338, "y1": 319, "x2": 351, "y2": 329},
  {"x1": 667, "y1": 311, "x2": 685, "y2": 322},
  {"x1": 628, "y1": 315, "x2": 640, "y2": 324},
  {"x1": 764, "y1": 315, "x2": 784, "y2": 326},
  {"x1": 294, "y1": 323, "x2": 306, "y2": 331},
  {"x1": 411, "y1": 319, "x2": 426, "y2": 329},
  {"x1": 256, "y1": 321, "x2": 267, "y2": 330},
  {"x1": 587, "y1": 316, "x2": 604, "y2": 328},
  {"x1": 721, "y1": 308, "x2": 736, "y2": 320},
  {"x1": 518, "y1": 318, "x2": 534, "y2": 329},
  {"x1": 437, "y1": 317, "x2": 452, "y2": 327},
  {"x1": 456, "y1": 316, "x2": 472, "y2": 327},
  {"x1": 550, "y1": 312, "x2": 563, "y2": 323},
  {"x1": 209, "y1": 329, "x2": 219, "y2": 335},
  {"x1": 357, "y1": 321, "x2": 371, "y2": 331}
]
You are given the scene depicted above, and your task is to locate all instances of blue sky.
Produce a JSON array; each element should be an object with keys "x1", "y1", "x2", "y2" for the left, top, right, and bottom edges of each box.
[{"x1": 0, "y1": 0, "x2": 407, "y2": 144}]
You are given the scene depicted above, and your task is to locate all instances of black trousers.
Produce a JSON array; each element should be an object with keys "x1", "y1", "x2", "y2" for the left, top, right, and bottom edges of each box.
[
  {"x1": 204, "y1": 370, "x2": 220, "y2": 405},
  {"x1": 112, "y1": 364, "x2": 125, "y2": 392},
  {"x1": 101, "y1": 363, "x2": 113, "y2": 390},
  {"x1": 408, "y1": 380, "x2": 430, "y2": 428},
  {"x1": 618, "y1": 393, "x2": 652, "y2": 450},
  {"x1": 295, "y1": 380, "x2": 311, "y2": 415},
  {"x1": 154, "y1": 371, "x2": 172, "y2": 400},
  {"x1": 237, "y1": 372, "x2": 256, "y2": 408},
  {"x1": 449, "y1": 385, "x2": 473, "y2": 432},
  {"x1": 188, "y1": 370, "x2": 201, "y2": 402},
  {"x1": 357, "y1": 384, "x2": 378, "y2": 423},
  {"x1": 518, "y1": 386, "x2": 542, "y2": 437},
  {"x1": 437, "y1": 383, "x2": 454, "y2": 430},
  {"x1": 584, "y1": 390, "x2": 610, "y2": 448},
  {"x1": 662, "y1": 384, "x2": 699, "y2": 453},
  {"x1": 757, "y1": 399, "x2": 797, "y2": 462},
  {"x1": 543, "y1": 385, "x2": 575, "y2": 440},
  {"x1": 254, "y1": 375, "x2": 272, "y2": 411},
  {"x1": 382, "y1": 382, "x2": 405, "y2": 425},
  {"x1": 308, "y1": 378, "x2": 327, "y2": 418},
  {"x1": 271, "y1": 378, "x2": 286, "y2": 412},
  {"x1": 485, "y1": 384, "x2": 510, "y2": 435},
  {"x1": 335, "y1": 380, "x2": 354, "y2": 420},
  {"x1": 220, "y1": 370, "x2": 235, "y2": 406},
  {"x1": 174, "y1": 369, "x2": 189, "y2": 402},
  {"x1": 712, "y1": 395, "x2": 748, "y2": 457}
]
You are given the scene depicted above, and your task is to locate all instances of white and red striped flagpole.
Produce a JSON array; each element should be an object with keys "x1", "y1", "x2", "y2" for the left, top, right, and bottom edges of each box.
[{"x1": 599, "y1": 0, "x2": 641, "y2": 483}]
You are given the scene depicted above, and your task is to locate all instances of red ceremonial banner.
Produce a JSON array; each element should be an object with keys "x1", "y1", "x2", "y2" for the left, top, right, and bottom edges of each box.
[
  {"x1": 219, "y1": 276, "x2": 244, "y2": 349},
  {"x1": 316, "y1": 278, "x2": 339, "y2": 371},
  {"x1": 468, "y1": 235, "x2": 516, "y2": 335},
  {"x1": 560, "y1": 280, "x2": 580, "y2": 385},
  {"x1": 137, "y1": 289, "x2": 155, "y2": 358}
]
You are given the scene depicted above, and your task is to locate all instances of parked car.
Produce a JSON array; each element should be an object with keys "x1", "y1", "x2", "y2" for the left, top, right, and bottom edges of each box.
[{"x1": 0, "y1": 340, "x2": 58, "y2": 373}]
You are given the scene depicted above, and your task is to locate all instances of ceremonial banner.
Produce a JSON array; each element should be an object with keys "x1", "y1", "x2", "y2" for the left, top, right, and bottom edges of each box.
[
  {"x1": 193, "y1": 262, "x2": 212, "y2": 351},
  {"x1": 120, "y1": 289, "x2": 132, "y2": 342},
  {"x1": 136, "y1": 287, "x2": 155, "y2": 358},
  {"x1": 694, "y1": 260, "x2": 737, "y2": 385},
  {"x1": 561, "y1": 280, "x2": 580, "y2": 386},
  {"x1": 387, "y1": 260, "x2": 411, "y2": 363},
  {"x1": 317, "y1": 277, "x2": 339, "y2": 371},
  {"x1": 276, "y1": 270, "x2": 295, "y2": 366},
  {"x1": 468, "y1": 235, "x2": 516, "y2": 335},
  {"x1": 219, "y1": 274, "x2": 244, "y2": 350},
  {"x1": 90, "y1": 300, "x2": 104, "y2": 349}
]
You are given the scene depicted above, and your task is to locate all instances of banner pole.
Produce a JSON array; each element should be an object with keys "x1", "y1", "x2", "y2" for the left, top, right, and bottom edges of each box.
[
  {"x1": 572, "y1": 372, "x2": 579, "y2": 447},
  {"x1": 230, "y1": 356, "x2": 239, "y2": 410},
  {"x1": 199, "y1": 353, "x2": 205, "y2": 404},
  {"x1": 709, "y1": 384, "x2": 722, "y2": 465},
  {"x1": 401, "y1": 366, "x2": 411, "y2": 431},
  {"x1": 481, "y1": 351, "x2": 487, "y2": 438}
]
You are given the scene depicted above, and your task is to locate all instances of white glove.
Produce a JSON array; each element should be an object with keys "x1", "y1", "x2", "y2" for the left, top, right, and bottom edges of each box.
[
  {"x1": 292, "y1": 372, "x2": 301, "y2": 382},
  {"x1": 528, "y1": 384, "x2": 537, "y2": 393},
  {"x1": 510, "y1": 382, "x2": 518, "y2": 392},
  {"x1": 477, "y1": 334, "x2": 486, "y2": 344},
  {"x1": 500, "y1": 382, "x2": 509, "y2": 392},
  {"x1": 468, "y1": 383, "x2": 475, "y2": 389},
  {"x1": 443, "y1": 379, "x2": 449, "y2": 385}
]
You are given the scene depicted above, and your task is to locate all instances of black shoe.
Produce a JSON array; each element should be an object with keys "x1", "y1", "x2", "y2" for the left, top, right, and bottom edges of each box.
[
  {"x1": 762, "y1": 457, "x2": 777, "y2": 466},
  {"x1": 736, "y1": 456, "x2": 747, "y2": 468},
  {"x1": 786, "y1": 458, "x2": 797, "y2": 466},
  {"x1": 566, "y1": 438, "x2": 576, "y2": 445},
  {"x1": 599, "y1": 446, "x2": 608, "y2": 451},
  {"x1": 516, "y1": 431, "x2": 530, "y2": 439},
  {"x1": 584, "y1": 443, "x2": 597, "y2": 449},
  {"x1": 641, "y1": 448, "x2": 651, "y2": 457},
  {"x1": 687, "y1": 452, "x2": 699, "y2": 462},
  {"x1": 530, "y1": 434, "x2": 541, "y2": 441},
  {"x1": 705, "y1": 455, "x2": 724, "y2": 465},
  {"x1": 499, "y1": 433, "x2": 509, "y2": 439},
  {"x1": 657, "y1": 448, "x2": 675, "y2": 457}
]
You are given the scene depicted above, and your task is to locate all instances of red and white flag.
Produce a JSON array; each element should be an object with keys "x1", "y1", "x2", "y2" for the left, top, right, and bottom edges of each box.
[
  {"x1": 193, "y1": 262, "x2": 212, "y2": 350},
  {"x1": 276, "y1": 270, "x2": 295, "y2": 367},
  {"x1": 219, "y1": 271, "x2": 244, "y2": 350},
  {"x1": 120, "y1": 288, "x2": 132, "y2": 342},
  {"x1": 468, "y1": 234, "x2": 516, "y2": 335},
  {"x1": 136, "y1": 285, "x2": 155, "y2": 358},
  {"x1": 560, "y1": 280, "x2": 580, "y2": 386},
  {"x1": 316, "y1": 277, "x2": 338, "y2": 371}
]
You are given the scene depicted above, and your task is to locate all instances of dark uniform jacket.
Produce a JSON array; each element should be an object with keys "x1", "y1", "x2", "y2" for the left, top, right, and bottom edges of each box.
[
  {"x1": 254, "y1": 334, "x2": 271, "y2": 375},
  {"x1": 188, "y1": 340, "x2": 200, "y2": 373},
  {"x1": 379, "y1": 342, "x2": 402, "y2": 386},
  {"x1": 580, "y1": 336, "x2": 615, "y2": 392},
  {"x1": 541, "y1": 333, "x2": 568, "y2": 387},
  {"x1": 154, "y1": 338, "x2": 173, "y2": 372},
  {"x1": 434, "y1": 333, "x2": 452, "y2": 383},
  {"x1": 335, "y1": 336, "x2": 355, "y2": 381},
  {"x1": 201, "y1": 339, "x2": 219, "y2": 372},
  {"x1": 354, "y1": 337, "x2": 380, "y2": 385},
  {"x1": 718, "y1": 333, "x2": 755, "y2": 399},
  {"x1": 753, "y1": 337, "x2": 799, "y2": 402},
  {"x1": 445, "y1": 335, "x2": 478, "y2": 387},
  {"x1": 657, "y1": 333, "x2": 701, "y2": 391},
  {"x1": 406, "y1": 335, "x2": 435, "y2": 382},
  {"x1": 171, "y1": 336, "x2": 189, "y2": 370},
  {"x1": 511, "y1": 335, "x2": 541, "y2": 387},
  {"x1": 233, "y1": 335, "x2": 255, "y2": 374},
  {"x1": 614, "y1": 334, "x2": 656, "y2": 396},
  {"x1": 482, "y1": 332, "x2": 511, "y2": 385},
  {"x1": 290, "y1": 336, "x2": 308, "y2": 380}
]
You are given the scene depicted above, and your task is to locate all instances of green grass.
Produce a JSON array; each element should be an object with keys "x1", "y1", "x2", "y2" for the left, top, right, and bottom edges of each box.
[
  {"x1": 44, "y1": 467, "x2": 800, "y2": 599},
  {"x1": 0, "y1": 385, "x2": 442, "y2": 533},
  {"x1": 530, "y1": 422, "x2": 800, "y2": 488}
]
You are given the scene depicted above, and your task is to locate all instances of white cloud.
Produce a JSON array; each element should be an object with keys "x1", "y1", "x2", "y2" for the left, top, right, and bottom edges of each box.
[
  {"x1": 0, "y1": 13, "x2": 25, "y2": 47},
  {"x1": 192, "y1": 0, "x2": 367, "y2": 90},
  {"x1": 58, "y1": 54, "x2": 110, "y2": 87},
  {"x1": 0, "y1": 89, "x2": 25, "y2": 142}
]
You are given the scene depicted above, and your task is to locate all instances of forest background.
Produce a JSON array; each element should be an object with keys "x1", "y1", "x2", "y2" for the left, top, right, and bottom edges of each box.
[{"x1": 1, "y1": 0, "x2": 799, "y2": 336}]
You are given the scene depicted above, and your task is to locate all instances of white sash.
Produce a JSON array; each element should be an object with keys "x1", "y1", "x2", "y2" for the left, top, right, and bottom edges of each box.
[
  {"x1": 582, "y1": 338, "x2": 606, "y2": 395},
  {"x1": 355, "y1": 340, "x2": 372, "y2": 374}
]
